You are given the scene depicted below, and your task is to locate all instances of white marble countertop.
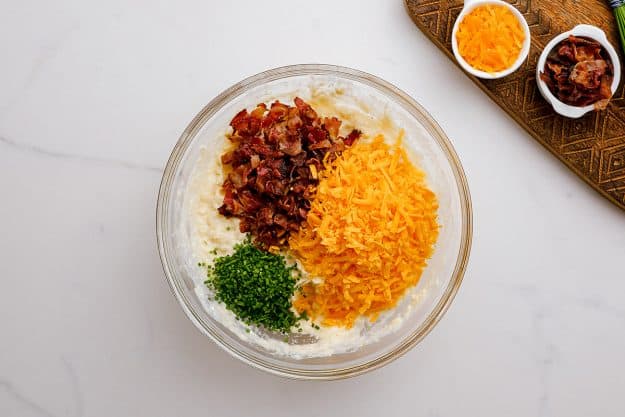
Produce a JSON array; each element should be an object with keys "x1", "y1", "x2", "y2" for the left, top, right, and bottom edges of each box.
[{"x1": 2, "y1": 1, "x2": 625, "y2": 416}]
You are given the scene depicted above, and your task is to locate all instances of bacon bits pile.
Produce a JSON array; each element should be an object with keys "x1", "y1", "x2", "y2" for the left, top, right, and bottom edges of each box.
[
  {"x1": 540, "y1": 35, "x2": 614, "y2": 110},
  {"x1": 218, "y1": 98, "x2": 361, "y2": 249}
]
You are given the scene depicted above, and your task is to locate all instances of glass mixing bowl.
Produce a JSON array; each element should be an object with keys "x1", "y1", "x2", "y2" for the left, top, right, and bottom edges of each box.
[{"x1": 156, "y1": 64, "x2": 472, "y2": 379}]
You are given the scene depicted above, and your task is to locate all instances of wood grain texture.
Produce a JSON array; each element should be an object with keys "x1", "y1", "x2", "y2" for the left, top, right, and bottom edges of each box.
[{"x1": 405, "y1": 0, "x2": 625, "y2": 210}]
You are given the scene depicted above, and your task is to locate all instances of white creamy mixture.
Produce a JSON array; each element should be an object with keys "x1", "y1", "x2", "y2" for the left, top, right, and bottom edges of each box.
[{"x1": 184, "y1": 85, "x2": 434, "y2": 359}]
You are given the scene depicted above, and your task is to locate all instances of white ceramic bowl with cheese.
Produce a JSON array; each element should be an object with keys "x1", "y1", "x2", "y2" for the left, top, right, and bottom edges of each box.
[{"x1": 451, "y1": 0, "x2": 531, "y2": 79}]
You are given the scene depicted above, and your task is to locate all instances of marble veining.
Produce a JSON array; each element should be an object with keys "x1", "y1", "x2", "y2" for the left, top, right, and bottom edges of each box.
[
  {"x1": 0, "y1": 380, "x2": 57, "y2": 417},
  {"x1": 1, "y1": 357, "x2": 82, "y2": 417},
  {"x1": 0, "y1": 22, "x2": 79, "y2": 120},
  {"x1": 0, "y1": 135, "x2": 162, "y2": 173},
  {"x1": 1, "y1": 0, "x2": 624, "y2": 416},
  {"x1": 532, "y1": 308, "x2": 557, "y2": 417},
  {"x1": 61, "y1": 357, "x2": 84, "y2": 417}
]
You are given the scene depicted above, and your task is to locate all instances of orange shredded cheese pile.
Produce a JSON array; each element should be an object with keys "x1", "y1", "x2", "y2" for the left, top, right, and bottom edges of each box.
[
  {"x1": 456, "y1": 4, "x2": 525, "y2": 73},
  {"x1": 290, "y1": 134, "x2": 439, "y2": 327}
]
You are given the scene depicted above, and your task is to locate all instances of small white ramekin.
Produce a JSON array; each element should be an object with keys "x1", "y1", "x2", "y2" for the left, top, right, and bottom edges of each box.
[
  {"x1": 451, "y1": 0, "x2": 531, "y2": 79},
  {"x1": 536, "y1": 24, "x2": 622, "y2": 119}
]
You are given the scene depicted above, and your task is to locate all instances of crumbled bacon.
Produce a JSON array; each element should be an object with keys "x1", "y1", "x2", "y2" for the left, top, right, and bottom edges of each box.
[
  {"x1": 540, "y1": 35, "x2": 614, "y2": 110},
  {"x1": 218, "y1": 98, "x2": 361, "y2": 248},
  {"x1": 569, "y1": 60, "x2": 607, "y2": 90}
]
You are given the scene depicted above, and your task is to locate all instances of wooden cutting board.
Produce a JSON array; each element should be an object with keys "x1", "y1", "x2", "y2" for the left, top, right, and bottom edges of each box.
[{"x1": 405, "y1": 0, "x2": 625, "y2": 211}]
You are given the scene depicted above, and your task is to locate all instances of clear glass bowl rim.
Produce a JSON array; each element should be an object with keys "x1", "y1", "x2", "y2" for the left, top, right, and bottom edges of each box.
[{"x1": 156, "y1": 64, "x2": 473, "y2": 380}]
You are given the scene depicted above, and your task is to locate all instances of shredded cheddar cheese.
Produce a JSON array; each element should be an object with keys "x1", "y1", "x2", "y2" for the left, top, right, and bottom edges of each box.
[
  {"x1": 456, "y1": 4, "x2": 525, "y2": 73},
  {"x1": 289, "y1": 134, "x2": 439, "y2": 327}
]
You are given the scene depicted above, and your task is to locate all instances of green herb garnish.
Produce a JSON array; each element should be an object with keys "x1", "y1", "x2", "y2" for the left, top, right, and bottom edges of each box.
[
  {"x1": 202, "y1": 238, "x2": 301, "y2": 334},
  {"x1": 613, "y1": 1, "x2": 625, "y2": 56}
]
